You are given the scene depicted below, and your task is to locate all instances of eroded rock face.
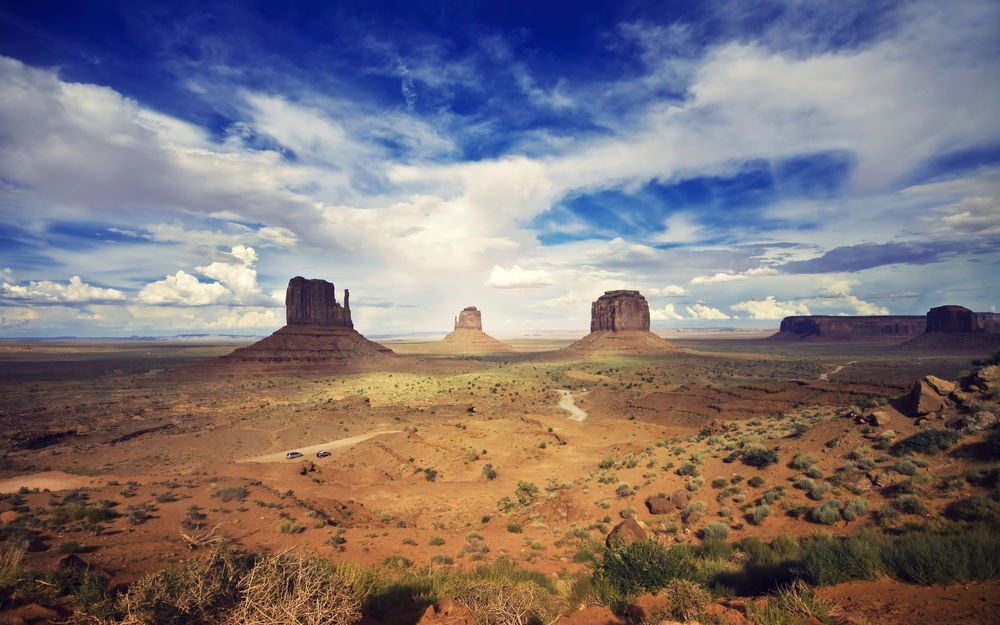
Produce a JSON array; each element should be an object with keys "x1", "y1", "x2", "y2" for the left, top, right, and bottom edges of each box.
[
  {"x1": 591, "y1": 290, "x2": 650, "y2": 332},
  {"x1": 926, "y1": 305, "x2": 983, "y2": 333},
  {"x1": 285, "y1": 276, "x2": 352, "y2": 328},
  {"x1": 777, "y1": 316, "x2": 925, "y2": 339},
  {"x1": 454, "y1": 306, "x2": 483, "y2": 330}
]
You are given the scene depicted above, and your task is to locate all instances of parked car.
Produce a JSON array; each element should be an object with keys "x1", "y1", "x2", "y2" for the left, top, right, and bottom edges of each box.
[
  {"x1": 286, "y1": 451, "x2": 303, "y2": 459},
  {"x1": 316, "y1": 450, "x2": 331, "y2": 458}
]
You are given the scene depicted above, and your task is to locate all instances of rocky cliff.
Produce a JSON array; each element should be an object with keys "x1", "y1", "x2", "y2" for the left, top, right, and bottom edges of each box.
[
  {"x1": 590, "y1": 290, "x2": 651, "y2": 332},
  {"x1": 925, "y1": 305, "x2": 982, "y2": 333},
  {"x1": 454, "y1": 306, "x2": 483, "y2": 331},
  {"x1": 285, "y1": 276, "x2": 352, "y2": 328},
  {"x1": 776, "y1": 315, "x2": 925, "y2": 340}
]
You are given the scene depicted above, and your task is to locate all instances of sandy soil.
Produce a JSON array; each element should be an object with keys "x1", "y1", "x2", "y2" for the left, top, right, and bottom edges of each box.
[
  {"x1": 238, "y1": 430, "x2": 403, "y2": 463},
  {"x1": 0, "y1": 470, "x2": 105, "y2": 494}
]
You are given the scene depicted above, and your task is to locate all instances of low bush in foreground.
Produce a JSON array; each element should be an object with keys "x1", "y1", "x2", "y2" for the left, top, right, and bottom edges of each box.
[{"x1": 893, "y1": 429, "x2": 961, "y2": 456}]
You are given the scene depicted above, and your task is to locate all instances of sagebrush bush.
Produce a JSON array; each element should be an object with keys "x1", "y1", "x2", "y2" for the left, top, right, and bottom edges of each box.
[
  {"x1": 841, "y1": 498, "x2": 869, "y2": 521},
  {"x1": 702, "y1": 521, "x2": 730, "y2": 541},
  {"x1": 789, "y1": 453, "x2": 817, "y2": 470},
  {"x1": 750, "y1": 504, "x2": 771, "y2": 526},
  {"x1": 810, "y1": 500, "x2": 842, "y2": 525},
  {"x1": 893, "y1": 429, "x2": 961, "y2": 456},
  {"x1": 895, "y1": 459, "x2": 918, "y2": 475},
  {"x1": 660, "y1": 578, "x2": 711, "y2": 621},
  {"x1": 742, "y1": 445, "x2": 779, "y2": 469},
  {"x1": 596, "y1": 539, "x2": 697, "y2": 597}
]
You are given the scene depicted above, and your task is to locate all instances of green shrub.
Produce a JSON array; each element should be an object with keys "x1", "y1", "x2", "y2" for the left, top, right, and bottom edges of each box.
[
  {"x1": 883, "y1": 528, "x2": 1000, "y2": 585},
  {"x1": 893, "y1": 429, "x2": 961, "y2": 456},
  {"x1": 947, "y1": 496, "x2": 1000, "y2": 523},
  {"x1": 895, "y1": 459, "x2": 918, "y2": 475},
  {"x1": 676, "y1": 461, "x2": 698, "y2": 476},
  {"x1": 745, "y1": 580, "x2": 835, "y2": 623},
  {"x1": 277, "y1": 521, "x2": 304, "y2": 534},
  {"x1": 797, "y1": 533, "x2": 885, "y2": 585},
  {"x1": 747, "y1": 476, "x2": 765, "y2": 488},
  {"x1": 428, "y1": 535, "x2": 445, "y2": 546},
  {"x1": 810, "y1": 500, "x2": 842, "y2": 525},
  {"x1": 596, "y1": 539, "x2": 697, "y2": 598},
  {"x1": 711, "y1": 477, "x2": 728, "y2": 489},
  {"x1": 515, "y1": 481, "x2": 540, "y2": 506},
  {"x1": 842, "y1": 498, "x2": 870, "y2": 522},
  {"x1": 807, "y1": 483, "x2": 830, "y2": 501},
  {"x1": 660, "y1": 578, "x2": 711, "y2": 621},
  {"x1": 742, "y1": 446, "x2": 779, "y2": 469},
  {"x1": 894, "y1": 496, "x2": 928, "y2": 516},
  {"x1": 789, "y1": 453, "x2": 817, "y2": 470},
  {"x1": 210, "y1": 484, "x2": 249, "y2": 502},
  {"x1": 702, "y1": 522, "x2": 730, "y2": 541},
  {"x1": 750, "y1": 504, "x2": 771, "y2": 526}
]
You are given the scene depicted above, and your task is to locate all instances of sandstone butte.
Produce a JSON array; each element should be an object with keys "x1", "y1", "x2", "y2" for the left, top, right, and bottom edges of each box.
[
  {"x1": 221, "y1": 276, "x2": 398, "y2": 367},
  {"x1": 569, "y1": 290, "x2": 676, "y2": 354},
  {"x1": 439, "y1": 306, "x2": 513, "y2": 353}
]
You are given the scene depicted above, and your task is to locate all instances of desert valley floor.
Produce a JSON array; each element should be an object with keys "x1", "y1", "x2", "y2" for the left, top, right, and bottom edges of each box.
[{"x1": 1, "y1": 334, "x2": 999, "y2": 624}]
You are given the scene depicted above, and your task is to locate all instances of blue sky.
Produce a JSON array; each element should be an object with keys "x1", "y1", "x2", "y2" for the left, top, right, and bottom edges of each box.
[{"x1": 0, "y1": 0, "x2": 998, "y2": 336}]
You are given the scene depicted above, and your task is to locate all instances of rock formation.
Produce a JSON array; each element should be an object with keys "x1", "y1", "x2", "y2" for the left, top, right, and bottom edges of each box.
[
  {"x1": 454, "y1": 306, "x2": 482, "y2": 331},
  {"x1": 902, "y1": 305, "x2": 1000, "y2": 351},
  {"x1": 221, "y1": 277, "x2": 399, "y2": 369},
  {"x1": 285, "y1": 276, "x2": 352, "y2": 327},
  {"x1": 439, "y1": 306, "x2": 513, "y2": 353},
  {"x1": 925, "y1": 305, "x2": 982, "y2": 333},
  {"x1": 772, "y1": 315, "x2": 925, "y2": 340},
  {"x1": 590, "y1": 290, "x2": 650, "y2": 332},
  {"x1": 569, "y1": 290, "x2": 675, "y2": 354}
]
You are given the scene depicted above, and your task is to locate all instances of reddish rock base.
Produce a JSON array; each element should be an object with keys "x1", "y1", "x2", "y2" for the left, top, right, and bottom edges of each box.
[
  {"x1": 220, "y1": 325, "x2": 399, "y2": 367},
  {"x1": 568, "y1": 330, "x2": 677, "y2": 354},
  {"x1": 439, "y1": 328, "x2": 513, "y2": 353}
]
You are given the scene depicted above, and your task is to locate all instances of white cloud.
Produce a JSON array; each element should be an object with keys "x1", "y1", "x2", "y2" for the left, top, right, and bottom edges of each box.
[
  {"x1": 648, "y1": 213, "x2": 704, "y2": 244},
  {"x1": 0, "y1": 307, "x2": 37, "y2": 327},
  {"x1": 485, "y1": 265, "x2": 553, "y2": 289},
  {"x1": 839, "y1": 295, "x2": 889, "y2": 316},
  {"x1": 0, "y1": 275, "x2": 126, "y2": 304},
  {"x1": 646, "y1": 284, "x2": 690, "y2": 297},
  {"x1": 731, "y1": 296, "x2": 810, "y2": 319},
  {"x1": 686, "y1": 302, "x2": 731, "y2": 320},
  {"x1": 690, "y1": 272, "x2": 746, "y2": 285},
  {"x1": 936, "y1": 196, "x2": 1000, "y2": 236},
  {"x1": 650, "y1": 303, "x2": 685, "y2": 321},
  {"x1": 136, "y1": 270, "x2": 232, "y2": 306}
]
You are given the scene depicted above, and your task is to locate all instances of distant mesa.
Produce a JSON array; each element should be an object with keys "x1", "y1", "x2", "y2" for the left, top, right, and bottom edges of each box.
[
  {"x1": 771, "y1": 315, "x2": 925, "y2": 341},
  {"x1": 569, "y1": 290, "x2": 676, "y2": 354},
  {"x1": 222, "y1": 276, "x2": 399, "y2": 368},
  {"x1": 439, "y1": 306, "x2": 513, "y2": 353},
  {"x1": 772, "y1": 304, "x2": 1000, "y2": 350},
  {"x1": 902, "y1": 305, "x2": 1000, "y2": 351}
]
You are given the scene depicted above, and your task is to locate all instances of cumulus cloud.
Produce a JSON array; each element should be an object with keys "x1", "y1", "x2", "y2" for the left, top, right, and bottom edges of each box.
[
  {"x1": 686, "y1": 302, "x2": 731, "y2": 320},
  {"x1": 136, "y1": 270, "x2": 232, "y2": 306},
  {"x1": 731, "y1": 296, "x2": 810, "y2": 319},
  {"x1": 936, "y1": 196, "x2": 1000, "y2": 236},
  {"x1": 0, "y1": 275, "x2": 126, "y2": 305},
  {"x1": 646, "y1": 285, "x2": 690, "y2": 297},
  {"x1": 650, "y1": 303, "x2": 685, "y2": 321},
  {"x1": 485, "y1": 265, "x2": 553, "y2": 289}
]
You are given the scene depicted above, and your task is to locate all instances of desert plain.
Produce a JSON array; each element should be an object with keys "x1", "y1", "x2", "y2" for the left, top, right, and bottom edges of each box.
[{"x1": 1, "y1": 325, "x2": 999, "y2": 625}]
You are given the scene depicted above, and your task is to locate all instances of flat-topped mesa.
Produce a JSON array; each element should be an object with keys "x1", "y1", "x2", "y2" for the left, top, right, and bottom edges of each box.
[
  {"x1": 454, "y1": 306, "x2": 483, "y2": 331},
  {"x1": 777, "y1": 315, "x2": 925, "y2": 339},
  {"x1": 926, "y1": 305, "x2": 982, "y2": 333},
  {"x1": 285, "y1": 276, "x2": 352, "y2": 328},
  {"x1": 591, "y1": 290, "x2": 650, "y2": 332}
]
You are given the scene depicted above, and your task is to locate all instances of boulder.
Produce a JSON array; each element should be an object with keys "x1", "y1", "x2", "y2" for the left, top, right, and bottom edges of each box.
[
  {"x1": 867, "y1": 411, "x2": 892, "y2": 427},
  {"x1": 924, "y1": 376, "x2": 957, "y2": 396},
  {"x1": 454, "y1": 306, "x2": 483, "y2": 331},
  {"x1": 925, "y1": 305, "x2": 982, "y2": 333},
  {"x1": 960, "y1": 411, "x2": 999, "y2": 433},
  {"x1": 969, "y1": 365, "x2": 1000, "y2": 391},
  {"x1": 645, "y1": 491, "x2": 689, "y2": 515},
  {"x1": 907, "y1": 380, "x2": 946, "y2": 416},
  {"x1": 285, "y1": 276, "x2": 352, "y2": 327},
  {"x1": 591, "y1": 290, "x2": 651, "y2": 332},
  {"x1": 606, "y1": 517, "x2": 646, "y2": 547}
]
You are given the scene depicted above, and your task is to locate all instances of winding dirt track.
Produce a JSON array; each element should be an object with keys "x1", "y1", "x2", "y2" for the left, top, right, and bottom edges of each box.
[
  {"x1": 819, "y1": 360, "x2": 858, "y2": 381},
  {"x1": 238, "y1": 430, "x2": 403, "y2": 463},
  {"x1": 556, "y1": 390, "x2": 588, "y2": 421}
]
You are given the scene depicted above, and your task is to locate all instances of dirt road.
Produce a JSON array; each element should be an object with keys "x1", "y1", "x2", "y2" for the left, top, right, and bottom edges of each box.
[
  {"x1": 556, "y1": 390, "x2": 588, "y2": 421},
  {"x1": 238, "y1": 430, "x2": 403, "y2": 463}
]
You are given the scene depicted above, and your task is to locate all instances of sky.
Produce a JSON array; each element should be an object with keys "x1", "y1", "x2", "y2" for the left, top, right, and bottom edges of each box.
[{"x1": 0, "y1": 0, "x2": 998, "y2": 337}]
